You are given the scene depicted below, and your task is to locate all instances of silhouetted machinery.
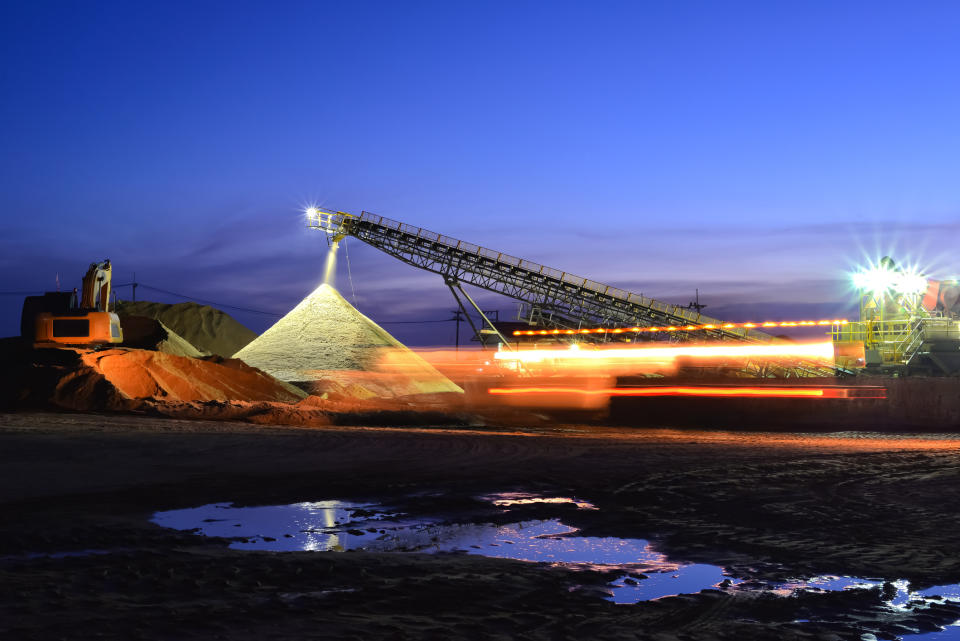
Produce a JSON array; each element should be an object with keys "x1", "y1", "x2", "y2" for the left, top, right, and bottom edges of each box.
[{"x1": 21, "y1": 260, "x2": 123, "y2": 346}]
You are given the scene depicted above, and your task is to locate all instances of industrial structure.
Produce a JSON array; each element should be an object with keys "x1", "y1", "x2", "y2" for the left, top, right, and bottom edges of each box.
[
  {"x1": 306, "y1": 209, "x2": 776, "y2": 344},
  {"x1": 834, "y1": 257, "x2": 960, "y2": 375},
  {"x1": 306, "y1": 209, "x2": 840, "y2": 377},
  {"x1": 307, "y1": 209, "x2": 960, "y2": 377}
]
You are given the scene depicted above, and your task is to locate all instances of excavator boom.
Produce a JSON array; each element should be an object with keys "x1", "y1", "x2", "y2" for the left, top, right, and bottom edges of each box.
[{"x1": 81, "y1": 260, "x2": 113, "y2": 312}]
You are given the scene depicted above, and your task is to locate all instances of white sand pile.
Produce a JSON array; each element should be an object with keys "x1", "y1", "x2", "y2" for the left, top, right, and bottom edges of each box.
[
  {"x1": 233, "y1": 284, "x2": 462, "y2": 397},
  {"x1": 116, "y1": 301, "x2": 257, "y2": 357},
  {"x1": 154, "y1": 321, "x2": 206, "y2": 358}
]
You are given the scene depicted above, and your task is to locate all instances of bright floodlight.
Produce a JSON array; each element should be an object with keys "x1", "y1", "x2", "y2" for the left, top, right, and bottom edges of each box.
[
  {"x1": 851, "y1": 267, "x2": 894, "y2": 295},
  {"x1": 305, "y1": 207, "x2": 320, "y2": 218},
  {"x1": 896, "y1": 272, "x2": 928, "y2": 295},
  {"x1": 852, "y1": 265, "x2": 927, "y2": 295}
]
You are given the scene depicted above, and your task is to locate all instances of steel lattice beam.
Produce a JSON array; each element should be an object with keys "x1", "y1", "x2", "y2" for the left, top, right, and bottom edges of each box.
[
  {"x1": 306, "y1": 208, "x2": 835, "y2": 376},
  {"x1": 338, "y1": 211, "x2": 772, "y2": 343}
]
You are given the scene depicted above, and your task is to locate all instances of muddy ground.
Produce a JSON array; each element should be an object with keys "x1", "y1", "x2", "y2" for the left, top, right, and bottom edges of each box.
[{"x1": 3, "y1": 412, "x2": 960, "y2": 640}]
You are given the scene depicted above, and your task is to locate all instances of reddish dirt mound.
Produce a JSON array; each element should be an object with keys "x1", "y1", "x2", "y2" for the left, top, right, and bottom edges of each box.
[
  {"x1": 80, "y1": 349, "x2": 306, "y2": 403},
  {"x1": 0, "y1": 340, "x2": 126, "y2": 412},
  {"x1": 0, "y1": 339, "x2": 477, "y2": 427},
  {"x1": 129, "y1": 396, "x2": 473, "y2": 428},
  {"x1": 0, "y1": 339, "x2": 306, "y2": 412}
]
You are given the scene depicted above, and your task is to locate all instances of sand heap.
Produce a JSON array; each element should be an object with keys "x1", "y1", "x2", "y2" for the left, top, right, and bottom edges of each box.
[
  {"x1": 81, "y1": 349, "x2": 307, "y2": 404},
  {"x1": 233, "y1": 284, "x2": 462, "y2": 398},
  {"x1": 118, "y1": 315, "x2": 205, "y2": 358},
  {"x1": 115, "y1": 301, "x2": 257, "y2": 357},
  {"x1": 0, "y1": 338, "x2": 307, "y2": 412}
]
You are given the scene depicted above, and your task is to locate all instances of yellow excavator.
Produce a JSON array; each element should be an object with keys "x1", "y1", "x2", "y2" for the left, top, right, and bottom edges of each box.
[{"x1": 21, "y1": 260, "x2": 123, "y2": 346}]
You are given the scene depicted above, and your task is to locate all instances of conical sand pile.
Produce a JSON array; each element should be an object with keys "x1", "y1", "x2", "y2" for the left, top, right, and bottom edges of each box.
[{"x1": 233, "y1": 284, "x2": 462, "y2": 397}]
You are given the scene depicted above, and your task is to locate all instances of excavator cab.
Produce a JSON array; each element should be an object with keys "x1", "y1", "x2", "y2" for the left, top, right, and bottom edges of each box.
[{"x1": 21, "y1": 260, "x2": 124, "y2": 346}]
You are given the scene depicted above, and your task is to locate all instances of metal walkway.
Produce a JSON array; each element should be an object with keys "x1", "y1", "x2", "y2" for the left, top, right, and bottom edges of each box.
[{"x1": 308, "y1": 209, "x2": 774, "y2": 344}]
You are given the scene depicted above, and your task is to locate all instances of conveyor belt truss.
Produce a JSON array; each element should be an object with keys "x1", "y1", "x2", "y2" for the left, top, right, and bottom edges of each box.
[{"x1": 308, "y1": 210, "x2": 774, "y2": 345}]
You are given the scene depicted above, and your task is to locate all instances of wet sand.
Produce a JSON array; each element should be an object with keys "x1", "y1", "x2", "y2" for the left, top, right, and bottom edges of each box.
[{"x1": 3, "y1": 411, "x2": 960, "y2": 640}]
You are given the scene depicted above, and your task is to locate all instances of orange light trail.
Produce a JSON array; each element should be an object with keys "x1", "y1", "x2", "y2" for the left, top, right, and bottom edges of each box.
[
  {"x1": 512, "y1": 319, "x2": 848, "y2": 336},
  {"x1": 488, "y1": 386, "x2": 887, "y2": 399},
  {"x1": 493, "y1": 341, "x2": 836, "y2": 364}
]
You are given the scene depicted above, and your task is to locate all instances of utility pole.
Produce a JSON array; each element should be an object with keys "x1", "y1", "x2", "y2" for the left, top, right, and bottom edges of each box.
[
  {"x1": 450, "y1": 310, "x2": 466, "y2": 352},
  {"x1": 132, "y1": 272, "x2": 138, "y2": 302},
  {"x1": 687, "y1": 289, "x2": 707, "y2": 314}
]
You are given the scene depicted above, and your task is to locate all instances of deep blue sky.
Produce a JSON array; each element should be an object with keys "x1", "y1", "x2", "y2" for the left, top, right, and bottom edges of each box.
[{"x1": 2, "y1": 1, "x2": 959, "y2": 345}]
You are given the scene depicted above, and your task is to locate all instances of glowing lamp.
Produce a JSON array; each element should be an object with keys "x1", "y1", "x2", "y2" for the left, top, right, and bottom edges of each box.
[
  {"x1": 896, "y1": 272, "x2": 928, "y2": 295},
  {"x1": 852, "y1": 265, "x2": 927, "y2": 296}
]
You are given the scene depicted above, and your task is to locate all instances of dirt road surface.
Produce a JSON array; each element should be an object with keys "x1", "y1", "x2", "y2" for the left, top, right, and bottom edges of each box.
[{"x1": 3, "y1": 412, "x2": 960, "y2": 640}]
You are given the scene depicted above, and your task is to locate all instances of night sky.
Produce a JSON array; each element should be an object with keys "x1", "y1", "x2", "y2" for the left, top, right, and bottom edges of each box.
[{"x1": 3, "y1": 1, "x2": 959, "y2": 346}]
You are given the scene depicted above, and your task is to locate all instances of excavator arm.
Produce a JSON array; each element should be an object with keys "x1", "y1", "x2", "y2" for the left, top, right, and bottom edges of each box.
[{"x1": 81, "y1": 260, "x2": 113, "y2": 312}]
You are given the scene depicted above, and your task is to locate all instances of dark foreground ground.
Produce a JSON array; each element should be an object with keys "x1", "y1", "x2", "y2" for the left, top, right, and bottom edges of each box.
[{"x1": 3, "y1": 412, "x2": 960, "y2": 640}]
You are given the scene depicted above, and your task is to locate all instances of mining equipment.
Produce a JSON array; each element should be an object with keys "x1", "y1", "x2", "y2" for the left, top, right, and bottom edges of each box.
[
  {"x1": 834, "y1": 257, "x2": 960, "y2": 375},
  {"x1": 305, "y1": 208, "x2": 837, "y2": 377},
  {"x1": 306, "y1": 209, "x2": 774, "y2": 344},
  {"x1": 21, "y1": 260, "x2": 123, "y2": 346},
  {"x1": 306, "y1": 209, "x2": 960, "y2": 377}
]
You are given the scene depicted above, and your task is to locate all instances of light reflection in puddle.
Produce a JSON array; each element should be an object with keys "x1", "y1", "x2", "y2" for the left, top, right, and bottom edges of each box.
[
  {"x1": 482, "y1": 492, "x2": 597, "y2": 510},
  {"x1": 903, "y1": 622, "x2": 960, "y2": 640},
  {"x1": 151, "y1": 498, "x2": 960, "y2": 627},
  {"x1": 768, "y1": 576, "x2": 960, "y2": 639},
  {"x1": 152, "y1": 500, "x2": 729, "y2": 600},
  {"x1": 774, "y1": 576, "x2": 960, "y2": 610},
  {"x1": 152, "y1": 501, "x2": 663, "y2": 562},
  {"x1": 609, "y1": 565, "x2": 731, "y2": 603}
]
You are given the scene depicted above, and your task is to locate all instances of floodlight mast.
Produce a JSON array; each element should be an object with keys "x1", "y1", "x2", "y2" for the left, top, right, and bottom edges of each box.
[{"x1": 851, "y1": 257, "x2": 929, "y2": 325}]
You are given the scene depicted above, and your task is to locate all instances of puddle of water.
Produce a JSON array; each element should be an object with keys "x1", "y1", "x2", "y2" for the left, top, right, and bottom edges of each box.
[
  {"x1": 153, "y1": 500, "x2": 731, "y2": 600},
  {"x1": 771, "y1": 576, "x2": 960, "y2": 639},
  {"x1": 151, "y1": 498, "x2": 960, "y2": 619},
  {"x1": 482, "y1": 492, "x2": 597, "y2": 510},
  {"x1": 903, "y1": 623, "x2": 960, "y2": 640},
  {"x1": 609, "y1": 564, "x2": 732, "y2": 603},
  {"x1": 152, "y1": 501, "x2": 664, "y2": 562},
  {"x1": 776, "y1": 576, "x2": 960, "y2": 608},
  {"x1": 152, "y1": 501, "x2": 387, "y2": 552}
]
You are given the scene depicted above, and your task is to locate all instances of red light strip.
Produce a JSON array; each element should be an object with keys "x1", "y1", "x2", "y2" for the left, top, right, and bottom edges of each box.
[
  {"x1": 488, "y1": 386, "x2": 887, "y2": 399},
  {"x1": 512, "y1": 319, "x2": 848, "y2": 337}
]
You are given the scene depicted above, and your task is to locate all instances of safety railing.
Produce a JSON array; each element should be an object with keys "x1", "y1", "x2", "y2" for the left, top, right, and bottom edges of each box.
[
  {"x1": 356, "y1": 211, "x2": 768, "y2": 340},
  {"x1": 833, "y1": 319, "x2": 920, "y2": 364}
]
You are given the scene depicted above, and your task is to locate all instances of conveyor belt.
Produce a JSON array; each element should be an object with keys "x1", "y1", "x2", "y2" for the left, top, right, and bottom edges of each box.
[{"x1": 309, "y1": 209, "x2": 774, "y2": 344}]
